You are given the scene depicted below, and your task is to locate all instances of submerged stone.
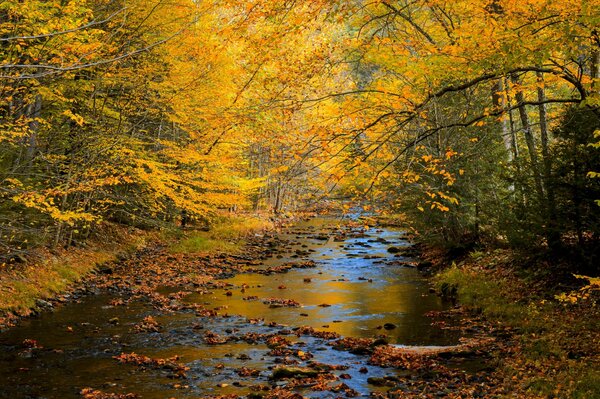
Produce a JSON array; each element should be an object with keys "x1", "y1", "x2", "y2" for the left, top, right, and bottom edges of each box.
[{"x1": 271, "y1": 366, "x2": 321, "y2": 379}]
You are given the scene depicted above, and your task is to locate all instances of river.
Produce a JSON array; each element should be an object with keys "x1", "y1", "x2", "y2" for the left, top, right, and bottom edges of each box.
[{"x1": 0, "y1": 217, "x2": 463, "y2": 398}]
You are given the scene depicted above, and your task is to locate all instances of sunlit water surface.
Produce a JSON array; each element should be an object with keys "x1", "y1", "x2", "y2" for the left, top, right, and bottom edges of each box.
[{"x1": 0, "y1": 218, "x2": 461, "y2": 398}]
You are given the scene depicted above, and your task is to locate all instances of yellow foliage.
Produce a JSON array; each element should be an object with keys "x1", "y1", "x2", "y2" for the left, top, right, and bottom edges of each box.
[{"x1": 556, "y1": 275, "x2": 600, "y2": 304}]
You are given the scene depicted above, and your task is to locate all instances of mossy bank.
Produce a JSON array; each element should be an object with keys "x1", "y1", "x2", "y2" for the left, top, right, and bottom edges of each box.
[
  {"x1": 433, "y1": 249, "x2": 600, "y2": 398},
  {"x1": 0, "y1": 214, "x2": 274, "y2": 329}
]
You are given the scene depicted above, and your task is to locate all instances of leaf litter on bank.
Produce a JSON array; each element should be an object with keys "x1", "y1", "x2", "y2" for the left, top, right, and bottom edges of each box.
[{"x1": 80, "y1": 388, "x2": 138, "y2": 399}]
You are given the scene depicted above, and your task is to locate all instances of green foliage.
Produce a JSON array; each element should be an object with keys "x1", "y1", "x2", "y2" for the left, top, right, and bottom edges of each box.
[
  {"x1": 170, "y1": 235, "x2": 241, "y2": 254},
  {"x1": 551, "y1": 108, "x2": 600, "y2": 244},
  {"x1": 435, "y1": 264, "x2": 525, "y2": 324},
  {"x1": 525, "y1": 378, "x2": 556, "y2": 397},
  {"x1": 573, "y1": 371, "x2": 600, "y2": 399},
  {"x1": 169, "y1": 215, "x2": 271, "y2": 255}
]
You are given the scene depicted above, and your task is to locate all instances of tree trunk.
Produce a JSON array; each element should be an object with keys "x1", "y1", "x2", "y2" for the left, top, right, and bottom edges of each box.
[
  {"x1": 536, "y1": 72, "x2": 560, "y2": 248},
  {"x1": 591, "y1": 46, "x2": 599, "y2": 93},
  {"x1": 503, "y1": 77, "x2": 528, "y2": 217},
  {"x1": 491, "y1": 79, "x2": 513, "y2": 160},
  {"x1": 511, "y1": 74, "x2": 545, "y2": 204},
  {"x1": 25, "y1": 94, "x2": 42, "y2": 166},
  {"x1": 503, "y1": 77, "x2": 520, "y2": 161}
]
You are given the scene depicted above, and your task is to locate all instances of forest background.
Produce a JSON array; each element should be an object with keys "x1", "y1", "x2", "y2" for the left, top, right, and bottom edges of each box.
[
  {"x1": 1, "y1": 0, "x2": 599, "y2": 274},
  {"x1": 1, "y1": 2, "x2": 600, "y2": 396}
]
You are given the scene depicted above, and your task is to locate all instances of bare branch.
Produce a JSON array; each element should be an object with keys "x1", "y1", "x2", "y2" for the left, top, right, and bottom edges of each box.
[
  {"x1": 0, "y1": 8, "x2": 127, "y2": 42},
  {"x1": 381, "y1": 1, "x2": 437, "y2": 46},
  {"x1": 0, "y1": 20, "x2": 194, "y2": 80}
]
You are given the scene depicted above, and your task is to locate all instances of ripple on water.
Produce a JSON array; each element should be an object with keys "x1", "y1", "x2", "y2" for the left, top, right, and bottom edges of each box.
[{"x1": 0, "y1": 218, "x2": 462, "y2": 399}]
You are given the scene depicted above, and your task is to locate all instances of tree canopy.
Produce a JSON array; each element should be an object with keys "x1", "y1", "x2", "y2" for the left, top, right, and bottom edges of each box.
[{"x1": 1, "y1": 0, "x2": 599, "y2": 271}]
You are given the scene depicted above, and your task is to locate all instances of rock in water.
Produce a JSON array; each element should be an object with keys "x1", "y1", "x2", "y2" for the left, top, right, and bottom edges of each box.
[{"x1": 271, "y1": 367, "x2": 321, "y2": 380}]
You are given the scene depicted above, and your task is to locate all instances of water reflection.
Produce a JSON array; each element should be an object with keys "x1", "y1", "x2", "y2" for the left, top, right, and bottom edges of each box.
[
  {"x1": 192, "y1": 222, "x2": 455, "y2": 345},
  {"x1": 0, "y1": 218, "x2": 460, "y2": 399}
]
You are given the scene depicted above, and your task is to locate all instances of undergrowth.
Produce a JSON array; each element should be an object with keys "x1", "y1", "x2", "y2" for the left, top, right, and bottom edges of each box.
[
  {"x1": 169, "y1": 214, "x2": 272, "y2": 254},
  {"x1": 0, "y1": 214, "x2": 273, "y2": 326},
  {"x1": 0, "y1": 224, "x2": 152, "y2": 322},
  {"x1": 434, "y1": 251, "x2": 600, "y2": 398}
]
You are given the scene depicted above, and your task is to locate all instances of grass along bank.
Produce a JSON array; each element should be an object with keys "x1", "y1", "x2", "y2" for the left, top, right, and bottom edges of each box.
[
  {"x1": 168, "y1": 214, "x2": 273, "y2": 254},
  {"x1": 0, "y1": 224, "x2": 154, "y2": 327},
  {"x1": 433, "y1": 250, "x2": 600, "y2": 398},
  {"x1": 0, "y1": 214, "x2": 275, "y2": 329}
]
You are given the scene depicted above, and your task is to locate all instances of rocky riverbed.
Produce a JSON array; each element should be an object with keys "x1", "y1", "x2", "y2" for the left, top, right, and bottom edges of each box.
[{"x1": 0, "y1": 217, "x2": 500, "y2": 399}]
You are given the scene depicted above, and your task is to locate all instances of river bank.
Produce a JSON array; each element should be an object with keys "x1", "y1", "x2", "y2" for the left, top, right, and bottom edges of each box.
[
  {"x1": 426, "y1": 247, "x2": 600, "y2": 398},
  {"x1": 1, "y1": 214, "x2": 596, "y2": 398},
  {"x1": 0, "y1": 214, "x2": 275, "y2": 330},
  {"x1": 0, "y1": 215, "x2": 499, "y2": 399},
  {"x1": 0, "y1": 224, "x2": 151, "y2": 330}
]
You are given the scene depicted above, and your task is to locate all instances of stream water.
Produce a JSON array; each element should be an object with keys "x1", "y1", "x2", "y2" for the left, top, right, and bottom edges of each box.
[{"x1": 0, "y1": 218, "x2": 463, "y2": 398}]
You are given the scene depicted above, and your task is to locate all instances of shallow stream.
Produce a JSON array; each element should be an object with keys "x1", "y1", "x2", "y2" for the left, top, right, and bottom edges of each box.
[{"x1": 0, "y1": 218, "x2": 463, "y2": 398}]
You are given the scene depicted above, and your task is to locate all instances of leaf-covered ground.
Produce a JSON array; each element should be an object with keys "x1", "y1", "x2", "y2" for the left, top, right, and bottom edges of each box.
[
  {"x1": 429, "y1": 248, "x2": 600, "y2": 398},
  {"x1": 2, "y1": 221, "x2": 598, "y2": 398}
]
